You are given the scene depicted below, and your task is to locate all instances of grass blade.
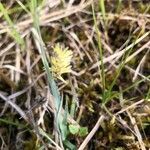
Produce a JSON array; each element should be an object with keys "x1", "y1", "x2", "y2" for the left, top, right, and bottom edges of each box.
[{"x1": 0, "y1": 2, "x2": 24, "y2": 46}]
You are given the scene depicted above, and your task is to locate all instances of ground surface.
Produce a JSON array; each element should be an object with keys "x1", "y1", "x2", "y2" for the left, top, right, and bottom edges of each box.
[{"x1": 0, "y1": 0, "x2": 150, "y2": 150}]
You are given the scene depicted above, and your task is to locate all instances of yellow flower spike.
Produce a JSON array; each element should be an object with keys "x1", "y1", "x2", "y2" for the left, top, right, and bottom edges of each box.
[{"x1": 50, "y1": 43, "x2": 73, "y2": 83}]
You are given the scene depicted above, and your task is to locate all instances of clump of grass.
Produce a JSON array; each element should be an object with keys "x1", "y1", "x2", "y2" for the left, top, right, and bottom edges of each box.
[{"x1": 0, "y1": 0, "x2": 150, "y2": 150}]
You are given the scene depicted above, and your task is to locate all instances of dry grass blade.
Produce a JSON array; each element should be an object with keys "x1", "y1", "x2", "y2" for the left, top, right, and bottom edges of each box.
[
  {"x1": 90, "y1": 31, "x2": 150, "y2": 70},
  {"x1": 0, "y1": 1, "x2": 150, "y2": 149},
  {"x1": 78, "y1": 115, "x2": 105, "y2": 150},
  {"x1": 0, "y1": 92, "x2": 28, "y2": 121},
  {"x1": 132, "y1": 49, "x2": 149, "y2": 81},
  {"x1": 127, "y1": 111, "x2": 146, "y2": 150}
]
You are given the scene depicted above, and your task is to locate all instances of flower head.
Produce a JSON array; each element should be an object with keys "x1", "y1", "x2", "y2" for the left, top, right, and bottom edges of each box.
[{"x1": 50, "y1": 43, "x2": 73, "y2": 82}]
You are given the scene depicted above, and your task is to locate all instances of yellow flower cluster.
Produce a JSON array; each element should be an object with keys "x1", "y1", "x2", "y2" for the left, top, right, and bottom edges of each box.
[{"x1": 50, "y1": 43, "x2": 73, "y2": 82}]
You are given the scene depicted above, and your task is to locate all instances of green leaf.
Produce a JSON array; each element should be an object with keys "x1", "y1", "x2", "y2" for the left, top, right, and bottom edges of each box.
[
  {"x1": 59, "y1": 98, "x2": 69, "y2": 141},
  {"x1": 78, "y1": 127, "x2": 88, "y2": 137},
  {"x1": 63, "y1": 140, "x2": 76, "y2": 150},
  {"x1": 69, "y1": 124, "x2": 79, "y2": 135},
  {"x1": 59, "y1": 117, "x2": 68, "y2": 140}
]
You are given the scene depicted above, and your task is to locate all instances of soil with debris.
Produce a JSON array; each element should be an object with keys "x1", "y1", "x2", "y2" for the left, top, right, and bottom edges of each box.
[{"x1": 0, "y1": 1, "x2": 150, "y2": 150}]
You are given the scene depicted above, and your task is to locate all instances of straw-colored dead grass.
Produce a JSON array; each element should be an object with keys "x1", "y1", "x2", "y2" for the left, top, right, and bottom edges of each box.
[{"x1": 0, "y1": 0, "x2": 150, "y2": 149}]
